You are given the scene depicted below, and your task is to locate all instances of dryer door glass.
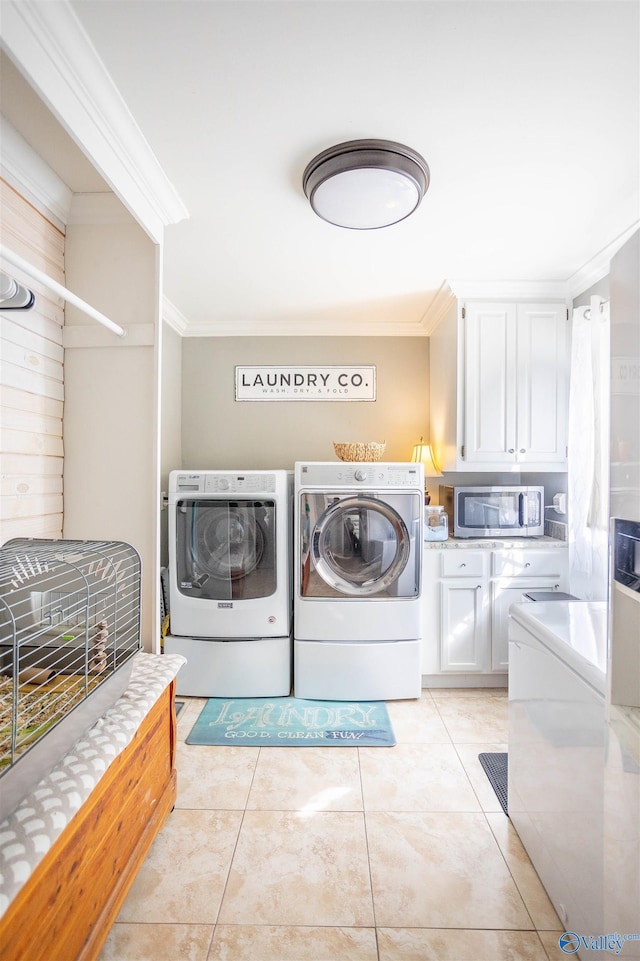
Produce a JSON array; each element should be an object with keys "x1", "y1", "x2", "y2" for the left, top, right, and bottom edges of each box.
[
  {"x1": 175, "y1": 499, "x2": 277, "y2": 600},
  {"x1": 301, "y1": 492, "x2": 421, "y2": 597}
]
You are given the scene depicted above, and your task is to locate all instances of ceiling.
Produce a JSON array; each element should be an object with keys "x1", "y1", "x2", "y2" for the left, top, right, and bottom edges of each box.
[{"x1": 2, "y1": 1, "x2": 639, "y2": 335}]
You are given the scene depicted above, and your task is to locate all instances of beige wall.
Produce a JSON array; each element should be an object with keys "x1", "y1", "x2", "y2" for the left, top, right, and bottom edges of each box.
[
  {"x1": 64, "y1": 220, "x2": 161, "y2": 650},
  {"x1": 179, "y1": 336, "x2": 430, "y2": 470},
  {"x1": 160, "y1": 320, "x2": 182, "y2": 565},
  {"x1": 161, "y1": 322, "x2": 182, "y2": 490}
]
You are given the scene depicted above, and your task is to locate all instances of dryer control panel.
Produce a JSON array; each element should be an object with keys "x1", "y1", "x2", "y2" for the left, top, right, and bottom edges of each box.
[{"x1": 296, "y1": 462, "x2": 423, "y2": 490}]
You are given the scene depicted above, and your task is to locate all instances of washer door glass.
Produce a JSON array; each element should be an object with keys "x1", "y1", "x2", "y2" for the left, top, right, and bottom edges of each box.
[
  {"x1": 302, "y1": 493, "x2": 420, "y2": 597},
  {"x1": 175, "y1": 499, "x2": 276, "y2": 600}
]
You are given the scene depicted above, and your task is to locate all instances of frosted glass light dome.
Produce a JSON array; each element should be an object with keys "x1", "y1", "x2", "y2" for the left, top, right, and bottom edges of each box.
[{"x1": 303, "y1": 139, "x2": 430, "y2": 229}]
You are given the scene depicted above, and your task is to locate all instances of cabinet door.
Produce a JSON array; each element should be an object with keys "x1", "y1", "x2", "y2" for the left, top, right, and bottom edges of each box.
[
  {"x1": 516, "y1": 303, "x2": 568, "y2": 467},
  {"x1": 463, "y1": 302, "x2": 517, "y2": 466},
  {"x1": 491, "y1": 581, "x2": 560, "y2": 671},
  {"x1": 440, "y1": 579, "x2": 487, "y2": 671}
]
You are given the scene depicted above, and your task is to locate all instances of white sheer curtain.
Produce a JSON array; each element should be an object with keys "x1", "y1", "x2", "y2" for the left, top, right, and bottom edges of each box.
[{"x1": 568, "y1": 296, "x2": 610, "y2": 600}]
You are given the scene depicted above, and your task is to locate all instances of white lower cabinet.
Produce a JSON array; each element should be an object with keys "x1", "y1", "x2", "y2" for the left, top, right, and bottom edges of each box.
[
  {"x1": 438, "y1": 551, "x2": 488, "y2": 672},
  {"x1": 440, "y1": 579, "x2": 487, "y2": 671},
  {"x1": 490, "y1": 581, "x2": 559, "y2": 671},
  {"x1": 421, "y1": 545, "x2": 568, "y2": 681},
  {"x1": 489, "y1": 547, "x2": 567, "y2": 671}
]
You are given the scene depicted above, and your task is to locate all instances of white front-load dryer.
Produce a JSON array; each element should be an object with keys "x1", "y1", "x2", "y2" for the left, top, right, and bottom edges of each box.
[
  {"x1": 165, "y1": 469, "x2": 292, "y2": 696},
  {"x1": 293, "y1": 461, "x2": 424, "y2": 701}
]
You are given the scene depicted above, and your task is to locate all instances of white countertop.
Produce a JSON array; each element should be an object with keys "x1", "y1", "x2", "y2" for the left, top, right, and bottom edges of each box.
[
  {"x1": 509, "y1": 600, "x2": 607, "y2": 694},
  {"x1": 423, "y1": 535, "x2": 567, "y2": 550}
]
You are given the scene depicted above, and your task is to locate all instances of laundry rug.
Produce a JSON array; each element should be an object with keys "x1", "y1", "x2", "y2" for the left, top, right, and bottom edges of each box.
[
  {"x1": 478, "y1": 752, "x2": 508, "y2": 815},
  {"x1": 186, "y1": 696, "x2": 396, "y2": 747}
]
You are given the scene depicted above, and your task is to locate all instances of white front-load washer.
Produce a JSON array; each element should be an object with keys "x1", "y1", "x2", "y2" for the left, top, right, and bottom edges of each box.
[
  {"x1": 294, "y1": 461, "x2": 423, "y2": 701},
  {"x1": 165, "y1": 469, "x2": 292, "y2": 696}
]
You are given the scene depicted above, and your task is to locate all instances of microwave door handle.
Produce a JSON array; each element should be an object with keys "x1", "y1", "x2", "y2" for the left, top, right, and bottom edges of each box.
[{"x1": 518, "y1": 493, "x2": 525, "y2": 528}]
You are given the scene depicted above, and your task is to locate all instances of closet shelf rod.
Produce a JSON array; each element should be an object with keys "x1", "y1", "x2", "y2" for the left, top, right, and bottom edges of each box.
[{"x1": 0, "y1": 245, "x2": 125, "y2": 337}]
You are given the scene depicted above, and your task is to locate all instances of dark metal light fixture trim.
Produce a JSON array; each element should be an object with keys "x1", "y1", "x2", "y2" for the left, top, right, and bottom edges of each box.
[{"x1": 303, "y1": 139, "x2": 430, "y2": 229}]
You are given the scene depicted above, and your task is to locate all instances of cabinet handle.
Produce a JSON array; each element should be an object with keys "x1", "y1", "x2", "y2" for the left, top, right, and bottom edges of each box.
[
  {"x1": 524, "y1": 562, "x2": 531, "y2": 568},
  {"x1": 520, "y1": 448, "x2": 526, "y2": 454},
  {"x1": 460, "y1": 562, "x2": 466, "y2": 568},
  {"x1": 508, "y1": 448, "x2": 515, "y2": 454},
  {"x1": 476, "y1": 584, "x2": 482, "y2": 590}
]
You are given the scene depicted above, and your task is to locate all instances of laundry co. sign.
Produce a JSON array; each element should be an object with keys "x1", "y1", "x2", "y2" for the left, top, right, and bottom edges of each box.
[{"x1": 235, "y1": 366, "x2": 376, "y2": 401}]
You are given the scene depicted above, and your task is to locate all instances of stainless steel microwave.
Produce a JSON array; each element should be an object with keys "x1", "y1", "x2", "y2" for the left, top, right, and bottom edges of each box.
[{"x1": 440, "y1": 485, "x2": 544, "y2": 538}]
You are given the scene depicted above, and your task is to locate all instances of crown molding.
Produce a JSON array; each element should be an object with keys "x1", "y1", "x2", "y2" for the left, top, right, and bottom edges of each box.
[
  {"x1": 162, "y1": 297, "x2": 190, "y2": 336},
  {"x1": 565, "y1": 221, "x2": 640, "y2": 299},
  {"x1": 447, "y1": 279, "x2": 568, "y2": 301},
  {"x1": 0, "y1": 117, "x2": 72, "y2": 229},
  {"x1": 169, "y1": 294, "x2": 438, "y2": 337},
  {"x1": 178, "y1": 314, "x2": 435, "y2": 337},
  {"x1": 1, "y1": 0, "x2": 189, "y2": 244},
  {"x1": 418, "y1": 282, "x2": 456, "y2": 335}
]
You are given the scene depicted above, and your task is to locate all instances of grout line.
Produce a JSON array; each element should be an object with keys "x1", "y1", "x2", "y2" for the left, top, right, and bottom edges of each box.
[
  {"x1": 483, "y1": 811, "x2": 539, "y2": 933},
  {"x1": 450, "y1": 740, "x2": 488, "y2": 814},
  {"x1": 358, "y1": 742, "x2": 381, "y2": 961},
  {"x1": 208, "y1": 748, "x2": 261, "y2": 935},
  {"x1": 204, "y1": 922, "x2": 216, "y2": 960}
]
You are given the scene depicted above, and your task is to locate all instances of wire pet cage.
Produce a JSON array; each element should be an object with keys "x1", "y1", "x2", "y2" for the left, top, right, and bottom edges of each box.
[{"x1": 0, "y1": 538, "x2": 142, "y2": 822}]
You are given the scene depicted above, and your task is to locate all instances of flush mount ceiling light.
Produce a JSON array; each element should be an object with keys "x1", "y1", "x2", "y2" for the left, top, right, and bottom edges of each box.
[{"x1": 303, "y1": 139, "x2": 430, "y2": 229}]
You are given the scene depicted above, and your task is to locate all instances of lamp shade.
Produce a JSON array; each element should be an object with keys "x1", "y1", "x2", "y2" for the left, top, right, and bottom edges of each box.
[
  {"x1": 411, "y1": 439, "x2": 442, "y2": 476},
  {"x1": 303, "y1": 139, "x2": 430, "y2": 229}
]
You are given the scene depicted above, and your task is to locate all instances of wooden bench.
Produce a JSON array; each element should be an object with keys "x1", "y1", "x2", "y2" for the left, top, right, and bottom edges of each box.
[{"x1": 0, "y1": 660, "x2": 181, "y2": 961}]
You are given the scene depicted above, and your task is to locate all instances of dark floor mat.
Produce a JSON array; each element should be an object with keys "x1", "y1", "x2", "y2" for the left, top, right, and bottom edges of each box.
[{"x1": 478, "y1": 751, "x2": 508, "y2": 815}]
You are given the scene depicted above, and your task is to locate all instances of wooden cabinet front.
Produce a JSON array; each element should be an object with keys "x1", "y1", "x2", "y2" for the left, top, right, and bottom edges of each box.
[{"x1": 0, "y1": 682, "x2": 178, "y2": 961}]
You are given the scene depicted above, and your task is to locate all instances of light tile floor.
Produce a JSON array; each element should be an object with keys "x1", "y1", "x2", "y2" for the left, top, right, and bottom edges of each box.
[{"x1": 98, "y1": 689, "x2": 568, "y2": 961}]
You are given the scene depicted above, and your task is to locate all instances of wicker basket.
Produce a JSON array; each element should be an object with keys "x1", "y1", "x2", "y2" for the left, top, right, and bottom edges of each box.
[{"x1": 333, "y1": 441, "x2": 386, "y2": 462}]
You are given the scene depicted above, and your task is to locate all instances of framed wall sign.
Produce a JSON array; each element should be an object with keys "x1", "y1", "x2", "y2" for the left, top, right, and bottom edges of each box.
[{"x1": 235, "y1": 366, "x2": 376, "y2": 401}]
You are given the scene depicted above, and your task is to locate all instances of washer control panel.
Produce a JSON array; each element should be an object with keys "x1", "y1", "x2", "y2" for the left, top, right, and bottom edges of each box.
[
  {"x1": 171, "y1": 472, "x2": 277, "y2": 494},
  {"x1": 204, "y1": 473, "x2": 277, "y2": 493}
]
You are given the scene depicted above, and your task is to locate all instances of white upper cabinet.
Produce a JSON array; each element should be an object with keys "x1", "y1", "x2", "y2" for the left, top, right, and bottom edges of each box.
[
  {"x1": 463, "y1": 302, "x2": 518, "y2": 467},
  {"x1": 429, "y1": 294, "x2": 569, "y2": 472},
  {"x1": 464, "y1": 301, "x2": 569, "y2": 468}
]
